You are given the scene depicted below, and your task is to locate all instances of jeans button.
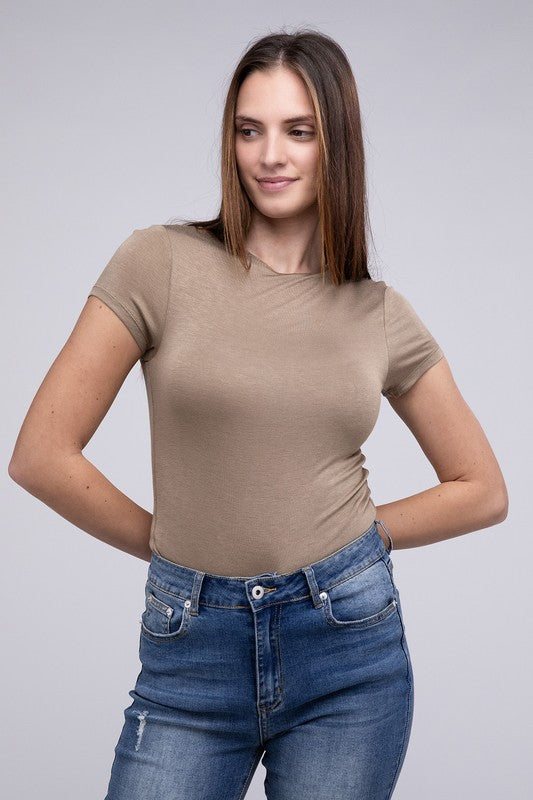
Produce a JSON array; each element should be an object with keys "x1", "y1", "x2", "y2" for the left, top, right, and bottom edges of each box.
[{"x1": 252, "y1": 585, "x2": 265, "y2": 599}]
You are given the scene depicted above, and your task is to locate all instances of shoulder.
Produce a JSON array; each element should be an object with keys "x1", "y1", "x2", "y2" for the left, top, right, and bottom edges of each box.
[
  {"x1": 124, "y1": 222, "x2": 220, "y2": 259},
  {"x1": 162, "y1": 223, "x2": 226, "y2": 261},
  {"x1": 348, "y1": 276, "x2": 387, "y2": 298},
  {"x1": 359, "y1": 280, "x2": 413, "y2": 309},
  {"x1": 118, "y1": 222, "x2": 225, "y2": 278},
  {"x1": 346, "y1": 279, "x2": 433, "y2": 331},
  {"x1": 381, "y1": 282, "x2": 436, "y2": 326},
  {"x1": 341, "y1": 276, "x2": 387, "y2": 313}
]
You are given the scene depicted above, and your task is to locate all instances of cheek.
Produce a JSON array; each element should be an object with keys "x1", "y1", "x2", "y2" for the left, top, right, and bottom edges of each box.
[
  {"x1": 235, "y1": 142, "x2": 253, "y2": 175},
  {"x1": 297, "y1": 147, "x2": 319, "y2": 179}
]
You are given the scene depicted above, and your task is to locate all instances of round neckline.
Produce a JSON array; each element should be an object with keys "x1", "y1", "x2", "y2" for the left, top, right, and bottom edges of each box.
[
  {"x1": 172, "y1": 226, "x2": 327, "y2": 279},
  {"x1": 247, "y1": 251, "x2": 325, "y2": 278}
]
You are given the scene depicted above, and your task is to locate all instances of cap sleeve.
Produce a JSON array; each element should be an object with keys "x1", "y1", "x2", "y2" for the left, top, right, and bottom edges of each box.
[
  {"x1": 88, "y1": 224, "x2": 172, "y2": 361},
  {"x1": 382, "y1": 285, "x2": 444, "y2": 398}
]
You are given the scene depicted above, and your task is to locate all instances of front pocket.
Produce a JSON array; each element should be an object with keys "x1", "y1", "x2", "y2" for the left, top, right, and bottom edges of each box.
[
  {"x1": 319, "y1": 555, "x2": 398, "y2": 630},
  {"x1": 141, "y1": 580, "x2": 192, "y2": 643}
]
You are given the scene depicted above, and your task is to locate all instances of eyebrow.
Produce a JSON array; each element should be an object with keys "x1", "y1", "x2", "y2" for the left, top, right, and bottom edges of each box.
[{"x1": 234, "y1": 114, "x2": 315, "y2": 124}]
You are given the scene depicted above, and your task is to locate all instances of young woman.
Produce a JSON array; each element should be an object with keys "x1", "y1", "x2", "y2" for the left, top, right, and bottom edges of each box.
[{"x1": 9, "y1": 29, "x2": 508, "y2": 800}]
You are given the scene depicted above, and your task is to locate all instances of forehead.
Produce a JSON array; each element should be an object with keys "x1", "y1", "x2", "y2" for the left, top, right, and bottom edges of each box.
[{"x1": 236, "y1": 66, "x2": 314, "y2": 115}]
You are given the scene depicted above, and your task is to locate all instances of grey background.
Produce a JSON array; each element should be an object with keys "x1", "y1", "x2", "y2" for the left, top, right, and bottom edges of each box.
[{"x1": 2, "y1": 1, "x2": 531, "y2": 797}]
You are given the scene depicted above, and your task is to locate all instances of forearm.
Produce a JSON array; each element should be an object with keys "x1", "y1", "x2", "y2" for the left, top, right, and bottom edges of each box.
[
  {"x1": 375, "y1": 478, "x2": 507, "y2": 550},
  {"x1": 9, "y1": 451, "x2": 153, "y2": 561}
]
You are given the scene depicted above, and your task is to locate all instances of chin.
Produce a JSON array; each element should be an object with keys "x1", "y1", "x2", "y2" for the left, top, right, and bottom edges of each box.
[{"x1": 255, "y1": 205, "x2": 309, "y2": 221}]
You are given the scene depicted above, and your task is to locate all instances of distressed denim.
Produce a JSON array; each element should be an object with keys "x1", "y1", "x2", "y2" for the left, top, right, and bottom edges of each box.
[{"x1": 104, "y1": 519, "x2": 413, "y2": 799}]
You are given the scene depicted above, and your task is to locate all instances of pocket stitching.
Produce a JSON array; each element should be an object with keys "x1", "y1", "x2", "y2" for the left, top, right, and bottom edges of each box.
[
  {"x1": 141, "y1": 608, "x2": 191, "y2": 642},
  {"x1": 320, "y1": 554, "x2": 398, "y2": 629},
  {"x1": 141, "y1": 584, "x2": 191, "y2": 642},
  {"x1": 147, "y1": 592, "x2": 173, "y2": 619},
  {"x1": 322, "y1": 593, "x2": 397, "y2": 629}
]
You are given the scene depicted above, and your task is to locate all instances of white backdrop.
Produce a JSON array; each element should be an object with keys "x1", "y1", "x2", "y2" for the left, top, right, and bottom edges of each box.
[{"x1": 2, "y1": 1, "x2": 531, "y2": 797}]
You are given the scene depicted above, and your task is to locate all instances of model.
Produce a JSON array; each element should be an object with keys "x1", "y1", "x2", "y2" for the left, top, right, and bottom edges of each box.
[{"x1": 8, "y1": 28, "x2": 508, "y2": 800}]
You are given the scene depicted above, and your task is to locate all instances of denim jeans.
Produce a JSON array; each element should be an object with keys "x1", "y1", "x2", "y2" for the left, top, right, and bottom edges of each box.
[{"x1": 104, "y1": 520, "x2": 414, "y2": 799}]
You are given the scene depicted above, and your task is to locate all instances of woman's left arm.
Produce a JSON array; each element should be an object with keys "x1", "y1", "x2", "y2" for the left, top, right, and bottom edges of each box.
[{"x1": 375, "y1": 356, "x2": 508, "y2": 550}]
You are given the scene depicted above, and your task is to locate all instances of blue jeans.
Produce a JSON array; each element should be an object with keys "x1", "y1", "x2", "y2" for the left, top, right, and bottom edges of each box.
[{"x1": 104, "y1": 520, "x2": 414, "y2": 799}]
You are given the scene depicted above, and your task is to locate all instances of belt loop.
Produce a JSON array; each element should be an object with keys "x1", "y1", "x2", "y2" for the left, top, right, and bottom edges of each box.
[
  {"x1": 302, "y1": 566, "x2": 324, "y2": 608},
  {"x1": 189, "y1": 571, "x2": 205, "y2": 615},
  {"x1": 375, "y1": 519, "x2": 394, "y2": 553}
]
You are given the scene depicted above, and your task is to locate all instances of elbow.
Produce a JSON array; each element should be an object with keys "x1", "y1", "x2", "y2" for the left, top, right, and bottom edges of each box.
[
  {"x1": 8, "y1": 432, "x2": 37, "y2": 488},
  {"x1": 8, "y1": 446, "x2": 48, "y2": 492},
  {"x1": 494, "y1": 486, "x2": 509, "y2": 524},
  {"x1": 8, "y1": 454, "x2": 22, "y2": 484},
  {"x1": 9, "y1": 444, "x2": 80, "y2": 492},
  {"x1": 485, "y1": 481, "x2": 509, "y2": 526},
  {"x1": 8, "y1": 455, "x2": 34, "y2": 490}
]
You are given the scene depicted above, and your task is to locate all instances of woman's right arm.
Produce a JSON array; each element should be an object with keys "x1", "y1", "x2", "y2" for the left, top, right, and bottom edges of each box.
[{"x1": 8, "y1": 295, "x2": 153, "y2": 562}]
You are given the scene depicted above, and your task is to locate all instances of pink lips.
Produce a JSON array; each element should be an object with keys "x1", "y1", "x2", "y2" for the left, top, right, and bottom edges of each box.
[{"x1": 257, "y1": 178, "x2": 297, "y2": 192}]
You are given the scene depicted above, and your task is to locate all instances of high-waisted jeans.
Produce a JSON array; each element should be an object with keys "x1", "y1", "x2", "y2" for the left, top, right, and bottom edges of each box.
[{"x1": 104, "y1": 520, "x2": 414, "y2": 799}]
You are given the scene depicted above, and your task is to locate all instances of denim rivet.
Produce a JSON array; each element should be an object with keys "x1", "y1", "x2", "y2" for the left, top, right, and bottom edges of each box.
[
  {"x1": 166, "y1": 607, "x2": 172, "y2": 617},
  {"x1": 319, "y1": 591, "x2": 327, "y2": 600},
  {"x1": 184, "y1": 599, "x2": 191, "y2": 608}
]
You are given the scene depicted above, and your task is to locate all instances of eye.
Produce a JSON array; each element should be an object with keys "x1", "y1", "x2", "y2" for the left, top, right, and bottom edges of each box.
[{"x1": 236, "y1": 127, "x2": 314, "y2": 139}]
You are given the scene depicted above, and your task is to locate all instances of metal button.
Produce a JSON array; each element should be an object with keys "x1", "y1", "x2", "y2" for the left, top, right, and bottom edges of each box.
[{"x1": 252, "y1": 585, "x2": 265, "y2": 599}]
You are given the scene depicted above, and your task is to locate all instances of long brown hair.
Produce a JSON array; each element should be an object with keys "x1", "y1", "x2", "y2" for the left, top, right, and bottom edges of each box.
[{"x1": 172, "y1": 27, "x2": 376, "y2": 285}]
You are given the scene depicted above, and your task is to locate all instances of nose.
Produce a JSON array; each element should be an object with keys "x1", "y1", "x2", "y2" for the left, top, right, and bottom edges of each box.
[{"x1": 260, "y1": 132, "x2": 287, "y2": 166}]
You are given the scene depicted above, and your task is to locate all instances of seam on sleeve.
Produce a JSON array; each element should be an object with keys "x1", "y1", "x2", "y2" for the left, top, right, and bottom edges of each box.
[
  {"x1": 382, "y1": 284, "x2": 391, "y2": 391},
  {"x1": 384, "y1": 346, "x2": 444, "y2": 398},
  {"x1": 89, "y1": 283, "x2": 148, "y2": 353},
  {"x1": 159, "y1": 224, "x2": 173, "y2": 349}
]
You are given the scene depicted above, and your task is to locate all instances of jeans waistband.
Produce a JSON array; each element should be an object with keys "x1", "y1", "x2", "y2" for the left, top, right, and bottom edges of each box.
[{"x1": 146, "y1": 520, "x2": 389, "y2": 614}]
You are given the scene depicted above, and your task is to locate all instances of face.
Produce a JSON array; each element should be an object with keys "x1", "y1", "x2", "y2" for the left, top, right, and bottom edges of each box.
[{"x1": 234, "y1": 66, "x2": 319, "y2": 222}]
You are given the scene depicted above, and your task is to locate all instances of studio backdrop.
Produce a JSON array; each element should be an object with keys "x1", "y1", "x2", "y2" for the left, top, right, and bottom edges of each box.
[{"x1": 2, "y1": 2, "x2": 531, "y2": 798}]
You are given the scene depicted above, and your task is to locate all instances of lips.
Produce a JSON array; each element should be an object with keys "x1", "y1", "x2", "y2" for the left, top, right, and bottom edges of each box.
[
  {"x1": 256, "y1": 177, "x2": 297, "y2": 192},
  {"x1": 257, "y1": 177, "x2": 297, "y2": 183}
]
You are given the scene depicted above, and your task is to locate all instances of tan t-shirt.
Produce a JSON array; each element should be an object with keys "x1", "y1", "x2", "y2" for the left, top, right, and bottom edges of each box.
[{"x1": 88, "y1": 223, "x2": 444, "y2": 576}]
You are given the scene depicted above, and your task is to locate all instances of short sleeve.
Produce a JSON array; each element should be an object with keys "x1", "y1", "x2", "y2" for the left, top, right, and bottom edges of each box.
[
  {"x1": 88, "y1": 224, "x2": 172, "y2": 361},
  {"x1": 382, "y1": 285, "x2": 444, "y2": 398}
]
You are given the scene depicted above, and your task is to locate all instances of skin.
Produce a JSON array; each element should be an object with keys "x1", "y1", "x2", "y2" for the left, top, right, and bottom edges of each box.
[
  {"x1": 8, "y1": 67, "x2": 508, "y2": 561},
  {"x1": 235, "y1": 66, "x2": 322, "y2": 275}
]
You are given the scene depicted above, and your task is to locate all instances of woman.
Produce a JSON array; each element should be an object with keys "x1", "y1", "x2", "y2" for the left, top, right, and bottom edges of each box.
[{"x1": 8, "y1": 29, "x2": 508, "y2": 800}]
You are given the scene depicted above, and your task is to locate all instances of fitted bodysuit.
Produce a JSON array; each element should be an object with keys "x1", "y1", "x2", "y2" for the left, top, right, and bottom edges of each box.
[{"x1": 88, "y1": 223, "x2": 444, "y2": 576}]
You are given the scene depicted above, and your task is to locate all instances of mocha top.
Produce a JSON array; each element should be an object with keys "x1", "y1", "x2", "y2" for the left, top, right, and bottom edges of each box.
[{"x1": 88, "y1": 223, "x2": 444, "y2": 576}]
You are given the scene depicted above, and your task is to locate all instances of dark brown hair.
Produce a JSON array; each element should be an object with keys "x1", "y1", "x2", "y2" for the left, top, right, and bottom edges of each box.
[{"x1": 173, "y1": 27, "x2": 375, "y2": 285}]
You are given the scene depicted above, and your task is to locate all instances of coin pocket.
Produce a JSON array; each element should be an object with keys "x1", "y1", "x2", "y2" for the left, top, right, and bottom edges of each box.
[{"x1": 141, "y1": 580, "x2": 191, "y2": 642}]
